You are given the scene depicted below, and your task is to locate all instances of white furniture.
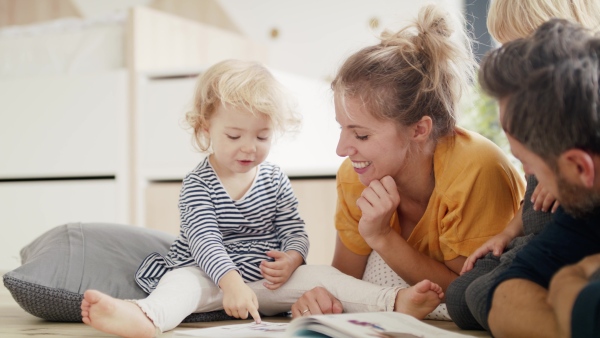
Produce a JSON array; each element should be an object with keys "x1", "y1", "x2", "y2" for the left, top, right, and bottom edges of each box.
[
  {"x1": 0, "y1": 7, "x2": 341, "y2": 271},
  {"x1": 0, "y1": 71, "x2": 128, "y2": 270}
]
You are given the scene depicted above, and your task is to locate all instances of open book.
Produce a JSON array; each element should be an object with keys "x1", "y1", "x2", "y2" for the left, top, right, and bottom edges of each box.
[{"x1": 174, "y1": 312, "x2": 475, "y2": 338}]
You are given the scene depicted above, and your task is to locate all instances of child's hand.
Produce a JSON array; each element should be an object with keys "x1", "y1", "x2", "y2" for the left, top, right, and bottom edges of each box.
[
  {"x1": 531, "y1": 183, "x2": 559, "y2": 213},
  {"x1": 460, "y1": 231, "x2": 513, "y2": 275},
  {"x1": 260, "y1": 250, "x2": 303, "y2": 290},
  {"x1": 219, "y1": 271, "x2": 261, "y2": 323},
  {"x1": 222, "y1": 284, "x2": 261, "y2": 322}
]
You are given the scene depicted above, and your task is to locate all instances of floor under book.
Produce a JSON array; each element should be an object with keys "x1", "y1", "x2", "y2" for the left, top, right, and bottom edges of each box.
[{"x1": 0, "y1": 280, "x2": 491, "y2": 338}]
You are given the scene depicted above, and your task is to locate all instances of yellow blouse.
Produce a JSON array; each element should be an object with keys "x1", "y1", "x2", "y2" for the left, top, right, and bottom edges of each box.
[{"x1": 335, "y1": 127, "x2": 525, "y2": 262}]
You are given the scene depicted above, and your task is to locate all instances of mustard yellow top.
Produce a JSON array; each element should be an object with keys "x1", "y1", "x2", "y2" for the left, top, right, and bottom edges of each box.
[{"x1": 335, "y1": 127, "x2": 526, "y2": 262}]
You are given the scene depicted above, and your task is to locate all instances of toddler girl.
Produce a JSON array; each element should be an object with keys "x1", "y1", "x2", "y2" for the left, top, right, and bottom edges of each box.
[{"x1": 81, "y1": 59, "x2": 307, "y2": 337}]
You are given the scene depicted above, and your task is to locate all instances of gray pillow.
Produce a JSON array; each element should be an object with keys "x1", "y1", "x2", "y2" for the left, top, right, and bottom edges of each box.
[{"x1": 3, "y1": 222, "x2": 235, "y2": 322}]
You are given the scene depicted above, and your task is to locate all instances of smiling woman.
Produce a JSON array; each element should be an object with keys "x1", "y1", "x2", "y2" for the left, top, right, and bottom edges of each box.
[{"x1": 291, "y1": 3, "x2": 526, "y2": 320}]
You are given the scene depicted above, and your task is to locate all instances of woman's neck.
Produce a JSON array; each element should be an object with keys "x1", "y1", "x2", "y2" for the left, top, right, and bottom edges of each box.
[
  {"x1": 393, "y1": 143, "x2": 435, "y2": 240},
  {"x1": 395, "y1": 140, "x2": 436, "y2": 207}
]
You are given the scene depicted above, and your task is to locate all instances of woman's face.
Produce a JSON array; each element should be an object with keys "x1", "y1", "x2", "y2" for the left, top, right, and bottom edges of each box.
[{"x1": 335, "y1": 95, "x2": 411, "y2": 186}]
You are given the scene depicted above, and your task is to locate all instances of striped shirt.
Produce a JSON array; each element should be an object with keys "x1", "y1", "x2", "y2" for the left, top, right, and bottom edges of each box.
[{"x1": 135, "y1": 157, "x2": 309, "y2": 293}]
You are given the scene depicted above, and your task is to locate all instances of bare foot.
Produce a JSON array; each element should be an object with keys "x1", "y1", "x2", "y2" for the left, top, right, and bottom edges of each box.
[
  {"x1": 81, "y1": 290, "x2": 156, "y2": 338},
  {"x1": 393, "y1": 279, "x2": 444, "y2": 319}
]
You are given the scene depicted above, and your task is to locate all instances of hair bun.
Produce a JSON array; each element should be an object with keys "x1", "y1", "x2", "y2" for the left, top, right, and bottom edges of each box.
[
  {"x1": 379, "y1": 29, "x2": 400, "y2": 46},
  {"x1": 425, "y1": 17, "x2": 452, "y2": 37},
  {"x1": 418, "y1": 4, "x2": 453, "y2": 38},
  {"x1": 379, "y1": 4, "x2": 455, "y2": 47}
]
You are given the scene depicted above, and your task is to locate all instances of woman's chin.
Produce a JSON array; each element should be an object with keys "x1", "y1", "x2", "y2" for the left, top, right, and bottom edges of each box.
[{"x1": 358, "y1": 175, "x2": 374, "y2": 187}]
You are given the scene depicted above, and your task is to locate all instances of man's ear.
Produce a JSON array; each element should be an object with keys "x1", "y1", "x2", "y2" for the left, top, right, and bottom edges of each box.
[
  {"x1": 412, "y1": 116, "x2": 433, "y2": 142},
  {"x1": 559, "y1": 149, "x2": 596, "y2": 188}
]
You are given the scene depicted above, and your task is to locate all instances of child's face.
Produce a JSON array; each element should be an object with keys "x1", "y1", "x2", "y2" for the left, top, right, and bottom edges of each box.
[{"x1": 207, "y1": 104, "x2": 273, "y2": 175}]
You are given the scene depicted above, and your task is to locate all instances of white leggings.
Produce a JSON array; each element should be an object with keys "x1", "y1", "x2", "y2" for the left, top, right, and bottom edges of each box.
[{"x1": 134, "y1": 265, "x2": 400, "y2": 333}]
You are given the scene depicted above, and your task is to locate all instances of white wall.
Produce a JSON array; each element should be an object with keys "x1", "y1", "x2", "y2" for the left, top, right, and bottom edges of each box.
[
  {"x1": 218, "y1": 0, "x2": 463, "y2": 81},
  {"x1": 71, "y1": 0, "x2": 464, "y2": 82}
]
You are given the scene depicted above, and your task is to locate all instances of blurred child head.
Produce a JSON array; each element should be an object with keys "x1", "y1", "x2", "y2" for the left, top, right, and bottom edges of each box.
[{"x1": 487, "y1": 0, "x2": 600, "y2": 43}]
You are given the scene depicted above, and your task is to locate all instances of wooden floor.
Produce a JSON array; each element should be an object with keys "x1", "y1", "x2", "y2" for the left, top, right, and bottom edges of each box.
[{"x1": 0, "y1": 277, "x2": 490, "y2": 337}]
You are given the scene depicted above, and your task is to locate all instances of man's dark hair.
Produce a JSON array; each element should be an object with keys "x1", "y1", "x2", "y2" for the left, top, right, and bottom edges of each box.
[{"x1": 479, "y1": 18, "x2": 600, "y2": 168}]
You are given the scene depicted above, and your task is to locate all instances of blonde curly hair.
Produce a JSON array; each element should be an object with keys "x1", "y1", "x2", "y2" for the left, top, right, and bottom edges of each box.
[{"x1": 186, "y1": 59, "x2": 300, "y2": 152}]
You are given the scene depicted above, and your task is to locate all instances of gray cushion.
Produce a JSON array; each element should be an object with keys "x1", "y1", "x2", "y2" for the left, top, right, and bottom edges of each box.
[{"x1": 3, "y1": 222, "x2": 235, "y2": 322}]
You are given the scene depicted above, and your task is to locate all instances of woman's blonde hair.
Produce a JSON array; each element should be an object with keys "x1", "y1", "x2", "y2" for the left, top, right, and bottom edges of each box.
[
  {"x1": 488, "y1": 0, "x2": 600, "y2": 43},
  {"x1": 332, "y1": 4, "x2": 477, "y2": 141},
  {"x1": 186, "y1": 59, "x2": 300, "y2": 152}
]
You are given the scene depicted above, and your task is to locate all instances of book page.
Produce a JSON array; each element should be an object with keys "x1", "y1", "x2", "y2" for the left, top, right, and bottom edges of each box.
[
  {"x1": 174, "y1": 313, "x2": 476, "y2": 338},
  {"x1": 287, "y1": 312, "x2": 476, "y2": 338},
  {"x1": 174, "y1": 321, "x2": 288, "y2": 338}
]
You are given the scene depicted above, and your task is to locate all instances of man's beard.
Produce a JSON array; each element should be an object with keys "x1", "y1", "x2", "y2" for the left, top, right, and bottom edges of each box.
[{"x1": 557, "y1": 174, "x2": 600, "y2": 218}]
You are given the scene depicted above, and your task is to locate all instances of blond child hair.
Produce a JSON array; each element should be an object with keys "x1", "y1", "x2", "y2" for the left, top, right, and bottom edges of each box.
[
  {"x1": 186, "y1": 59, "x2": 300, "y2": 152},
  {"x1": 487, "y1": 0, "x2": 600, "y2": 43}
]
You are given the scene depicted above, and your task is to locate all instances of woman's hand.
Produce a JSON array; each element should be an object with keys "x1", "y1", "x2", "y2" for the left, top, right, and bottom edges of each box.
[
  {"x1": 260, "y1": 250, "x2": 303, "y2": 290},
  {"x1": 460, "y1": 231, "x2": 513, "y2": 274},
  {"x1": 531, "y1": 182, "x2": 559, "y2": 213},
  {"x1": 219, "y1": 271, "x2": 261, "y2": 322},
  {"x1": 356, "y1": 176, "x2": 400, "y2": 245},
  {"x1": 291, "y1": 286, "x2": 343, "y2": 318}
]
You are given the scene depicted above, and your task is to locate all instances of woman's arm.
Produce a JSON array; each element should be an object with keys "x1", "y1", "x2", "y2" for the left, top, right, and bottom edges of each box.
[
  {"x1": 369, "y1": 231, "x2": 464, "y2": 291},
  {"x1": 331, "y1": 235, "x2": 369, "y2": 279}
]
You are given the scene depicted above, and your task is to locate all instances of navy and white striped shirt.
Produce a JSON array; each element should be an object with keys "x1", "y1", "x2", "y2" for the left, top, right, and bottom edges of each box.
[{"x1": 136, "y1": 157, "x2": 309, "y2": 293}]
